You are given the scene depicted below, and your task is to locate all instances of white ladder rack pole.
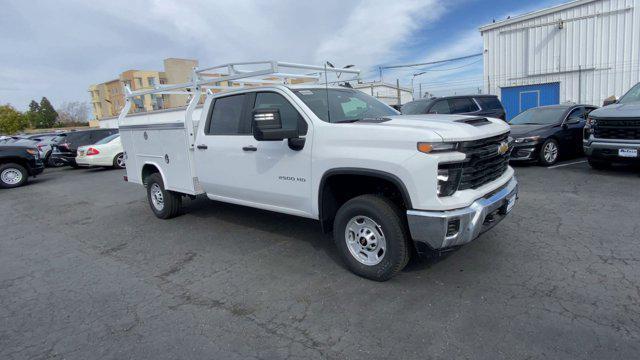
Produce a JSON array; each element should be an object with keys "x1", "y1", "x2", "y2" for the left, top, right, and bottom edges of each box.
[
  {"x1": 185, "y1": 67, "x2": 201, "y2": 149},
  {"x1": 117, "y1": 85, "x2": 133, "y2": 128}
]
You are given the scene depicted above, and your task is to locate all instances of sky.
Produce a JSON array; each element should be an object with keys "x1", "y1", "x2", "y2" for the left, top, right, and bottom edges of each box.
[{"x1": 0, "y1": 0, "x2": 567, "y2": 114}]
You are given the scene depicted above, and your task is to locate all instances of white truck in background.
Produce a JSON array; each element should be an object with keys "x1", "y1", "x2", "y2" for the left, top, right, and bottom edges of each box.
[{"x1": 118, "y1": 61, "x2": 518, "y2": 281}]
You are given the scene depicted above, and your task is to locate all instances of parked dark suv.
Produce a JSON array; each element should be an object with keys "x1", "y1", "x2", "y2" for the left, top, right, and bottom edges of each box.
[
  {"x1": 50, "y1": 129, "x2": 118, "y2": 168},
  {"x1": 0, "y1": 142, "x2": 44, "y2": 188},
  {"x1": 401, "y1": 95, "x2": 506, "y2": 120}
]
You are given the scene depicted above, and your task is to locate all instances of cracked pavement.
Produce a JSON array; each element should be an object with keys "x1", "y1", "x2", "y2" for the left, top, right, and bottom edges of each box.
[{"x1": 1, "y1": 162, "x2": 639, "y2": 359}]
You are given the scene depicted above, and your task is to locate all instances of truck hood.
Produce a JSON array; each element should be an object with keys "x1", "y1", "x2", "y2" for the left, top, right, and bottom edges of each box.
[
  {"x1": 365, "y1": 114, "x2": 511, "y2": 142},
  {"x1": 590, "y1": 102, "x2": 640, "y2": 118}
]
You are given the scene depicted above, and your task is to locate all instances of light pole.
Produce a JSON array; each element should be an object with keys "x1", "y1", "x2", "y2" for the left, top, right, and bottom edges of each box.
[{"x1": 411, "y1": 71, "x2": 426, "y2": 100}]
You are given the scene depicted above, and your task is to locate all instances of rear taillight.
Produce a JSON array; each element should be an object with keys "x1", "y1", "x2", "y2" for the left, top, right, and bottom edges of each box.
[{"x1": 87, "y1": 147, "x2": 100, "y2": 156}]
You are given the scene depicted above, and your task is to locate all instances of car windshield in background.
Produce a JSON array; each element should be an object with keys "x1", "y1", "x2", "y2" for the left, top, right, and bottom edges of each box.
[
  {"x1": 401, "y1": 100, "x2": 430, "y2": 115},
  {"x1": 509, "y1": 107, "x2": 566, "y2": 125},
  {"x1": 95, "y1": 134, "x2": 119, "y2": 145},
  {"x1": 619, "y1": 83, "x2": 640, "y2": 104},
  {"x1": 293, "y1": 89, "x2": 397, "y2": 123}
]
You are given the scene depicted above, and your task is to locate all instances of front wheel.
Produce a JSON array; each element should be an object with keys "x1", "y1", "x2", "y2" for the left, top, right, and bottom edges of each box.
[
  {"x1": 146, "y1": 173, "x2": 181, "y2": 219},
  {"x1": 0, "y1": 163, "x2": 28, "y2": 189},
  {"x1": 333, "y1": 194, "x2": 410, "y2": 281},
  {"x1": 539, "y1": 138, "x2": 559, "y2": 166}
]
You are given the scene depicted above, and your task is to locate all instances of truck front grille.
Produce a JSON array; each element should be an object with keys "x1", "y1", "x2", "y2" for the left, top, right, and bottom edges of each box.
[
  {"x1": 593, "y1": 118, "x2": 640, "y2": 140},
  {"x1": 457, "y1": 132, "x2": 511, "y2": 190}
]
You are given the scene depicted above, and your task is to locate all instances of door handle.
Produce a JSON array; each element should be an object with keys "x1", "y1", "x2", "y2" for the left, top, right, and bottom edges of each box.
[
  {"x1": 242, "y1": 145, "x2": 257, "y2": 152},
  {"x1": 196, "y1": 144, "x2": 208, "y2": 150}
]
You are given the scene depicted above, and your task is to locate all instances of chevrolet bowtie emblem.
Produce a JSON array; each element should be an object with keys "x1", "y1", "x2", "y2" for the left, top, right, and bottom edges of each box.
[{"x1": 497, "y1": 142, "x2": 509, "y2": 155}]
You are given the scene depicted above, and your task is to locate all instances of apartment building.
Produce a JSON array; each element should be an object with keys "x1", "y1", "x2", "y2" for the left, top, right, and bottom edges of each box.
[{"x1": 89, "y1": 58, "x2": 198, "y2": 119}]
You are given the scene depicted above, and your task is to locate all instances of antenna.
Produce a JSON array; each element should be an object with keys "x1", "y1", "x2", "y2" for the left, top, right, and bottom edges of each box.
[{"x1": 324, "y1": 62, "x2": 331, "y2": 123}]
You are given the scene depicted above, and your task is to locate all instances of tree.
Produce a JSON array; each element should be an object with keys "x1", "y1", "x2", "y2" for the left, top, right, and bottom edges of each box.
[
  {"x1": 28, "y1": 100, "x2": 40, "y2": 113},
  {"x1": 0, "y1": 105, "x2": 28, "y2": 134},
  {"x1": 37, "y1": 97, "x2": 58, "y2": 128},
  {"x1": 57, "y1": 101, "x2": 90, "y2": 124}
]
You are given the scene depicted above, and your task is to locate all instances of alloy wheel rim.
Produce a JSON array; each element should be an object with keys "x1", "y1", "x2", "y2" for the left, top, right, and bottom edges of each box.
[
  {"x1": 150, "y1": 183, "x2": 164, "y2": 211},
  {"x1": 544, "y1": 142, "x2": 558, "y2": 163},
  {"x1": 117, "y1": 155, "x2": 125, "y2": 168},
  {"x1": 1, "y1": 168, "x2": 23, "y2": 185},
  {"x1": 344, "y1": 215, "x2": 386, "y2": 266}
]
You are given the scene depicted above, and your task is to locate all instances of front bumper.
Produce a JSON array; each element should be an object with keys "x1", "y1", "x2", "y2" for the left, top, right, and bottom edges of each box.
[
  {"x1": 50, "y1": 152, "x2": 77, "y2": 166},
  {"x1": 406, "y1": 176, "x2": 518, "y2": 250},
  {"x1": 584, "y1": 139, "x2": 640, "y2": 162},
  {"x1": 509, "y1": 142, "x2": 542, "y2": 161}
]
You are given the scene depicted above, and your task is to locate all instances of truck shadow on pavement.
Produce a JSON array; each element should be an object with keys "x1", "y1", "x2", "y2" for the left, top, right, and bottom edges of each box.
[{"x1": 181, "y1": 195, "x2": 450, "y2": 275}]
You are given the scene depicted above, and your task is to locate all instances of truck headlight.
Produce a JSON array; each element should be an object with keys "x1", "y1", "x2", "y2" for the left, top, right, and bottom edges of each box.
[
  {"x1": 418, "y1": 142, "x2": 459, "y2": 153},
  {"x1": 514, "y1": 136, "x2": 541, "y2": 143},
  {"x1": 437, "y1": 166, "x2": 462, "y2": 197}
]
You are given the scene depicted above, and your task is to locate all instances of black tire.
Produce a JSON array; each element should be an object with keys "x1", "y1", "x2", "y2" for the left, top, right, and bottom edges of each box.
[
  {"x1": 333, "y1": 194, "x2": 410, "y2": 281},
  {"x1": 146, "y1": 173, "x2": 181, "y2": 219},
  {"x1": 538, "y1": 138, "x2": 560, "y2": 166},
  {"x1": 0, "y1": 163, "x2": 28, "y2": 189},
  {"x1": 112, "y1": 153, "x2": 125, "y2": 169},
  {"x1": 588, "y1": 157, "x2": 611, "y2": 170}
]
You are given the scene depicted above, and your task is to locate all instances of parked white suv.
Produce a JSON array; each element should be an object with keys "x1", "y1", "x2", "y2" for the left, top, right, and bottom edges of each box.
[{"x1": 119, "y1": 62, "x2": 518, "y2": 281}]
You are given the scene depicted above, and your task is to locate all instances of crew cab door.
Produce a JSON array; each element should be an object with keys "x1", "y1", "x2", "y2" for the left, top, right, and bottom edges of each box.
[{"x1": 193, "y1": 90, "x2": 313, "y2": 217}]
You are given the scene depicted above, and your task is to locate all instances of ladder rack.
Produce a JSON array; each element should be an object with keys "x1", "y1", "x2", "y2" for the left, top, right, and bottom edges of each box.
[{"x1": 117, "y1": 61, "x2": 360, "y2": 148}]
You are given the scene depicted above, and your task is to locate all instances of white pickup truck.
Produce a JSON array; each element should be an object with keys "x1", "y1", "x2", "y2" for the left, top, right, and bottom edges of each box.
[{"x1": 118, "y1": 61, "x2": 518, "y2": 281}]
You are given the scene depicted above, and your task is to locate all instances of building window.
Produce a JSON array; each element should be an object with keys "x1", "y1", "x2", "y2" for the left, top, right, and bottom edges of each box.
[
  {"x1": 135, "y1": 78, "x2": 143, "y2": 88},
  {"x1": 148, "y1": 77, "x2": 156, "y2": 87}
]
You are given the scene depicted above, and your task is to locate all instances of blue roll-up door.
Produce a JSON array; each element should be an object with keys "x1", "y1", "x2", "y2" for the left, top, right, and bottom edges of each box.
[{"x1": 501, "y1": 82, "x2": 560, "y2": 120}]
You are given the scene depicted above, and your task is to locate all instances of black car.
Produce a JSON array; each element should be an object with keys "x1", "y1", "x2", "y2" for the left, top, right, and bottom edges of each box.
[
  {"x1": 50, "y1": 129, "x2": 118, "y2": 168},
  {"x1": 0, "y1": 142, "x2": 45, "y2": 188},
  {"x1": 509, "y1": 104, "x2": 598, "y2": 166},
  {"x1": 401, "y1": 95, "x2": 506, "y2": 120}
]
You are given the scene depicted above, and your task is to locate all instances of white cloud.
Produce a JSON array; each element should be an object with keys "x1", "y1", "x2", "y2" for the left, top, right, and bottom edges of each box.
[{"x1": 0, "y1": 0, "x2": 449, "y2": 111}]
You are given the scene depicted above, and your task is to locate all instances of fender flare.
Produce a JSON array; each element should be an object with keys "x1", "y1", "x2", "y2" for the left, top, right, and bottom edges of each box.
[
  {"x1": 317, "y1": 167, "x2": 413, "y2": 231},
  {"x1": 141, "y1": 161, "x2": 167, "y2": 187}
]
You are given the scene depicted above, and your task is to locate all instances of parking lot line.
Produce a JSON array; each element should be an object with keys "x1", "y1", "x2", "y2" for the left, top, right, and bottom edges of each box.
[{"x1": 548, "y1": 160, "x2": 587, "y2": 169}]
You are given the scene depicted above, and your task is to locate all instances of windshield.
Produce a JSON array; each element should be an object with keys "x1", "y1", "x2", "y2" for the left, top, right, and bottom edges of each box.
[
  {"x1": 401, "y1": 100, "x2": 430, "y2": 115},
  {"x1": 293, "y1": 88, "x2": 397, "y2": 123},
  {"x1": 509, "y1": 107, "x2": 567, "y2": 125},
  {"x1": 619, "y1": 83, "x2": 640, "y2": 104},
  {"x1": 95, "y1": 133, "x2": 119, "y2": 145}
]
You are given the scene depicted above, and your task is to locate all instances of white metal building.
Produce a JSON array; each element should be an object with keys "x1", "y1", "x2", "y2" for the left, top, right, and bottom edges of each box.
[
  {"x1": 480, "y1": 0, "x2": 640, "y2": 119},
  {"x1": 353, "y1": 81, "x2": 413, "y2": 106}
]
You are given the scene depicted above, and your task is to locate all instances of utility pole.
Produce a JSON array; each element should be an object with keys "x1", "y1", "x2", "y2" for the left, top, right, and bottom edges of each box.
[
  {"x1": 419, "y1": 83, "x2": 422, "y2": 99},
  {"x1": 411, "y1": 71, "x2": 426, "y2": 101},
  {"x1": 396, "y1": 79, "x2": 401, "y2": 106}
]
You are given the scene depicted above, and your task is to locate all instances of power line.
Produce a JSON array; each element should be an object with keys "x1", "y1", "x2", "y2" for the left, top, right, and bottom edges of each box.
[{"x1": 379, "y1": 53, "x2": 483, "y2": 70}]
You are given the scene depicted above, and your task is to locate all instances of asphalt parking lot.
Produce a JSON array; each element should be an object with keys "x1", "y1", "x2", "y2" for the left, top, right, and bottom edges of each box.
[{"x1": 1, "y1": 161, "x2": 639, "y2": 360}]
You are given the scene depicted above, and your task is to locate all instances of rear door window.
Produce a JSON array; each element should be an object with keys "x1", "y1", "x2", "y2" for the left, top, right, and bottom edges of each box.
[
  {"x1": 475, "y1": 97, "x2": 503, "y2": 110},
  {"x1": 207, "y1": 94, "x2": 247, "y2": 135},
  {"x1": 448, "y1": 98, "x2": 479, "y2": 114}
]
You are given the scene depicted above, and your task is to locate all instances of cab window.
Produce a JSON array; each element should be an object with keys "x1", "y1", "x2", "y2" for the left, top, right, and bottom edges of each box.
[
  {"x1": 207, "y1": 94, "x2": 247, "y2": 135},
  {"x1": 429, "y1": 100, "x2": 450, "y2": 114}
]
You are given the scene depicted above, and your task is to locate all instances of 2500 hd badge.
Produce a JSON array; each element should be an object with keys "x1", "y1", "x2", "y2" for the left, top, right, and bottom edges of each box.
[{"x1": 278, "y1": 175, "x2": 306, "y2": 182}]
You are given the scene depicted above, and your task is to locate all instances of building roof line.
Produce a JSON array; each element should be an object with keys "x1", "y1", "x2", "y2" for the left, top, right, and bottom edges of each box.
[{"x1": 479, "y1": 0, "x2": 598, "y2": 32}]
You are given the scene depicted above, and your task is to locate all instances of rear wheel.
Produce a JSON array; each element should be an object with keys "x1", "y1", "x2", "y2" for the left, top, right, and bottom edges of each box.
[
  {"x1": 539, "y1": 138, "x2": 559, "y2": 166},
  {"x1": 146, "y1": 173, "x2": 181, "y2": 219},
  {"x1": 333, "y1": 194, "x2": 410, "y2": 281},
  {"x1": 113, "y1": 153, "x2": 125, "y2": 169},
  {"x1": 0, "y1": 163, "x2": 28, "y2": 189}
]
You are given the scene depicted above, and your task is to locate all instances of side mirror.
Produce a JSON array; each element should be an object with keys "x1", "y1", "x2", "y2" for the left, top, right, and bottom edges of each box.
[
  {"x1": 603, "y1": 96, "x2": 617, "y2": 107},
  {"x1": 252, "y1": 108, "x2": 298, "y2": 141},
  {"x1": 565, "y1": 117, "x2": 581, "y2": 125}
]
